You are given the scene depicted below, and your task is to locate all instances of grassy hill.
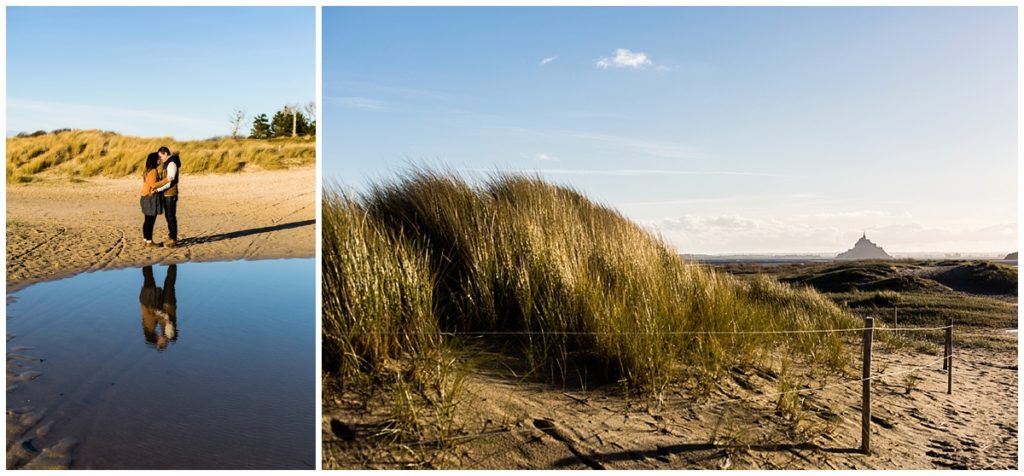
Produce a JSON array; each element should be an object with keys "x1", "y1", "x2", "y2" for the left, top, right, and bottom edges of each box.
[
  {"x1": 6, "y1": 129, "x2": 315, "y2": 183},
  {"x1": 729, "y1": 260, "x2": 1018, "y2": 337},
  {"x1": 323, "y1": 169, "x2": 859, "y2": 400}
]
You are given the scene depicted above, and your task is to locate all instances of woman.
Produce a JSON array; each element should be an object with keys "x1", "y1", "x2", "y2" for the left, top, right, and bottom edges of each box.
[{"x1": 140, "y1": 152, "x2": 169, "y2": 246}]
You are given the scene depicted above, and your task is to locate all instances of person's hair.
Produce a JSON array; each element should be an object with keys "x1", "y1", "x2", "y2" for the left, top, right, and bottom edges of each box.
[
  {"x1": 144, "y1": 152, "x2": 160, "y2": 176},
  {"x1": 157, "y1": 146, "x2": 171, "y2": 155}
]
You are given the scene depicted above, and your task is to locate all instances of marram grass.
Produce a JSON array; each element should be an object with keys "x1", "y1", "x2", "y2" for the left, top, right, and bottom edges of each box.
[
  {"x1": 6, "y1": 129, "x2": 315, "y2": 182},
  {"x1": 321, "y1": 186, "x2": 442, "y2": 382},
  {"x1": 324, "y1": 169, "x2": 857, "y2": 396}
]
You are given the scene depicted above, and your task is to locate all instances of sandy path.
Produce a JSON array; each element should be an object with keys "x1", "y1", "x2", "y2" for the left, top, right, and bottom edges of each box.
[
  {"x1": 7, "y1": 168, "x2": 315, "y2": 292},
  {"x1": 324, "y1": 340, "x2": 1017, "y2": 469}
]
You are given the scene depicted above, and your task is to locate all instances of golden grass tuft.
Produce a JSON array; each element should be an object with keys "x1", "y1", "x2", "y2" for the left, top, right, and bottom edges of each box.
[
  {"x1": 6, "y1": 129, "x2": 315, "y2": 182},
  {"x1": 324, "y1": 169, "x2": 858, "y2": 397}
]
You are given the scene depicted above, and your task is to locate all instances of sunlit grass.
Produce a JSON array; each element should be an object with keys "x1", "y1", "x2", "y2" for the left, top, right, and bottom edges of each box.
[
  {"x1": 326, "y1": 168, "x2": 857, "y2": 396},
  {"x1": 6, "y1": 129, "x2": 315, "y2": 182}
]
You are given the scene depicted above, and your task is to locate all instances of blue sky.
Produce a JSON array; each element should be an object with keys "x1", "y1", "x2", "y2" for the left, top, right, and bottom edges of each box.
[
  {"x1": 324, "y1": 7, "x2": 1017, "y2": 254},
  {"x1": 7, "y1": 7, "x2": 314, "y2": 140}
]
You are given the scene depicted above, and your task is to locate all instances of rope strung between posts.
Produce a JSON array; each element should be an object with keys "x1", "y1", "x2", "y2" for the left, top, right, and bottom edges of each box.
[
  {"x1": 666, "y1": 353, "x2": 953, "y2": 416},
  {"x1": 358, "y1": 325, "x2": 952, "y2": 337},
  {"x1": 327, "y1": 354, "x2": 955, "y2": 453}
]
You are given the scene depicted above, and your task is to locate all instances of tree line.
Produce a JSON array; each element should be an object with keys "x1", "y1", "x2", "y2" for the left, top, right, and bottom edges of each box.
[{"x1": 228, "y1": 102, "x2": 316, "y2": 139}]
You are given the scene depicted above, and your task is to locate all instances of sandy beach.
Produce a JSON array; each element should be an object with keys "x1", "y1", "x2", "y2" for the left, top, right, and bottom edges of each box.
[
  {"x1": 7, "y1": 167, "x2": 315, "y2": 292},
  {"x1": 324, "y1": 339, "x2": 1018, "y2": 469}
]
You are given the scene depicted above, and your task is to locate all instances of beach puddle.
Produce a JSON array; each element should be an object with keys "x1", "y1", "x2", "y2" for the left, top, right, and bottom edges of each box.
[{"x1": 6, "y1": 259, "x2": 315, "y2": 469}]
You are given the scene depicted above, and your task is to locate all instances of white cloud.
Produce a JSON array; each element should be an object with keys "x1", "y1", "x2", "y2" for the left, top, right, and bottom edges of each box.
[
  {"x1": 595, "y1": 48, "x2": 654, "y2": 69},
  {"x1": 643, "y1": 213, "x2": 1017, "y2": 254},
  {"x1": 539, "y1": 56, "x2": 558, "y2": 66},
  {"x1": 535, "y1": 153, "x2": 559, "y2": 161}
]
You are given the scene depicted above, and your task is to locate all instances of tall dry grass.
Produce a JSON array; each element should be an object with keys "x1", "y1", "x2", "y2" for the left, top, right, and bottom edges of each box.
[
  {"x1": 6, "y1": 129, "x2": 315, "y2": 183},
  {"x1": 321, "y1": 186, "x2": 441, "y2": 381},
  {"x1": 325, "y1": 169, "x2": 857, "y2": 397},
  {"x1": 322, "y1": 185, "x2": 465, "y2": 445}
]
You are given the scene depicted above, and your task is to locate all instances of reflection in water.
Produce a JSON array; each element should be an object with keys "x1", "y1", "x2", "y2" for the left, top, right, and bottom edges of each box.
[
  {"x1": 139, "y1": 265, "x2": 178, "y2": 351},
  {"x1": 6, "y1": 259, "x2": 314, "y2": 469}
]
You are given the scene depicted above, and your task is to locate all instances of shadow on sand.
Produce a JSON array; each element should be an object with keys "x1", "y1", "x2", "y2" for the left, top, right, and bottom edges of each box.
[
  {"x1": 178, "y1": 219, "x2": 314, "y2": 246},
  {"x1": 551, "y1": 441, "x2": 863, "y2": 468}
]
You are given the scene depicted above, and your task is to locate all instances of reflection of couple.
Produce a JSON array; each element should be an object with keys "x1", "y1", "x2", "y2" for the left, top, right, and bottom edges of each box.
[
  {"x1": 139, "y1": 265, "x2": 178, "y2": 351},
  {"x1": 139, "y1": 146, "x2": 182, "y2": 248}
]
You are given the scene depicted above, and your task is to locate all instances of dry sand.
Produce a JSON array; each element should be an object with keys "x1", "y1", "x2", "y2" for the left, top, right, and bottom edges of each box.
[
  {"x1": 324, "y1": 337, "x2": 1018, "y2": 469},
  {"x1": 6, "y1": 168, "x2": 315, "y2": 292}
]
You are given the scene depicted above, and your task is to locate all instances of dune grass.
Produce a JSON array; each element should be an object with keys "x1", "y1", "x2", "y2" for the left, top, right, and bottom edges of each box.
[
  {"x1": 6, "y1": 129, "x2": 315, "y2": 183},
  {"x1": 322, "y1": 185, "x2": 465, "y2": 446},
  {"x1": 321, "y1": 186, "x2": 442, "y2": 382},
  {"x1": 324, "y1": 169, "x2": 858, "y2": 400}
]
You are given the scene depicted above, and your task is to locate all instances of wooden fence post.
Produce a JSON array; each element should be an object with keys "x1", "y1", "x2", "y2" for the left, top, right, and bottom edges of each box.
[
  {"x1": 861, "y1": 316, "x2": 874, "y2": 455},
  {"x1": 943, "y1": 317, "x2": 949, "y2": 370},
  {"x1": 946, "y1": 317, "x2": 953, "y2": 394}
]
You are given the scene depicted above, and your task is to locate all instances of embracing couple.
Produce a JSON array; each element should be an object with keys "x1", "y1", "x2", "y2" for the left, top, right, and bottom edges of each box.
[{"x1": 139, "y1": 146, "x2": 182, "y2": 248}]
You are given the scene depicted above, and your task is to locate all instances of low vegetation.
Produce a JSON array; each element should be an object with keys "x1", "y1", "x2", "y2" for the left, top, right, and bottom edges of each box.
[
  {"x1": 6, "y1": 129, "x2": 315, "y2": 182},
  {"x1": 722, "y1": 260, "x2": 1018, "y2": 350}
]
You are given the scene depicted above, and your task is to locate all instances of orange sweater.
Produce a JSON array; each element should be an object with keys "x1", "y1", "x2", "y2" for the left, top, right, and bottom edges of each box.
[{"x1": 141, "y1": 169, "x2": 169, "y2": 196}]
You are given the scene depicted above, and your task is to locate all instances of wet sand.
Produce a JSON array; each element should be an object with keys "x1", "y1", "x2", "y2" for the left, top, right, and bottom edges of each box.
[{"x1": 6, "y1": 168, "x2": 315, "y2": 292}]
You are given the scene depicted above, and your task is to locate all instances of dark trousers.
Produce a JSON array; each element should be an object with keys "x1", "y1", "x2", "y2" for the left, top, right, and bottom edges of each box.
[
  {"x1": 163, "y1": 195, "x2": 178, "y2": 240},
  {"x1": 143, "y1": 215, "x2": 157, "y2": 241},
  {"x1": 163, "y1": 264, "x2": 177, "y2": 306}
]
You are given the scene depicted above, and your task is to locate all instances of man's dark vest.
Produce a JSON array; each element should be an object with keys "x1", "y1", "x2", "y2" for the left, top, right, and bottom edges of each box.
[{"x1": 162, "y1": 155, "x2": 182, "y2": 196}]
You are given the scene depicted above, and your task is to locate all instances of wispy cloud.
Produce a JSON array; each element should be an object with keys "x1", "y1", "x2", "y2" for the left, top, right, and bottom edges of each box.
[
  {"x1": 332, "y1": 79, "x2": 458, "y2": 101},
  {"x1": 539, "y1": 56, "x2": 558, "y2": 66},
  {"x1": 7, "y1": 98, "x2": 224, "y2": 140},
  {"x1": 621, "y1": 194, "x2": 819, "y2": 207},
  {"x1": 331, "y1": 96, "x2": 386, "y2": 111},
  {"x1": 515, "y1": 152, "x2": 561, "y2": 162},
  {"x1": 461, "y1": 168, "x2": 803, "y2": 179},
  {"x1": 500, "y1": 126, "x2": 705, "y2": 160},
  {"x1": 595, "y1": 48, "x2": 654, "y2": 69},
  {"x1": 535, "y1": 169, "x2": 806, "y2": 178}
]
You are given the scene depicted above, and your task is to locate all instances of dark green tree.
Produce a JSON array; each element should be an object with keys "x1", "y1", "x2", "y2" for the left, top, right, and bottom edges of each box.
[
  {"x1": 304, "y1": 101, "x2": 316, "y2": 137},
  {"x1": 270, "y1": 107, "x2": 312, "y2": 137},
  {"x1": 249, "y1": 113, "x2": 271, "y2": 139}
]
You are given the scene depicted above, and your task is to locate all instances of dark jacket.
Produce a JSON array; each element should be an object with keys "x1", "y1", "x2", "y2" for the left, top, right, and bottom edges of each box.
[{"x1": 162, "y1": 154, "x2": 182, "y2": 196}]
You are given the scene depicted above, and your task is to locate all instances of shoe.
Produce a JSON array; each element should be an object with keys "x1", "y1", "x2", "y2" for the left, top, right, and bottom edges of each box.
[
  {"x1": 164, "y1": 239, "x2": 176, "y2": 248},
  {"x1": 145, "y1": 240, "x2": 160, "y2": 247}
]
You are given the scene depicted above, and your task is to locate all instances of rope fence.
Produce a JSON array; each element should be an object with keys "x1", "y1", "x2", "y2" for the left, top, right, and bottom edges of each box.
[
  {"x1": 331, "y1": 315, "x2": 962, "y2": 459},
  {"x1": 328, "y1": 352, "x2": 956, "y2": 455},
  {"x1": 357, "y1": 325, "x2": 953, "y2": 336}
]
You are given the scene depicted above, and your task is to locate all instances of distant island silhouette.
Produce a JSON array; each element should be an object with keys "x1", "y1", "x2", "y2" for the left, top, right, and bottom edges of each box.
[
  {"x1": 1005, "y1": 251, "x2": 1018, "y2": 260},
  {"x1": 836, "y1": 233, "x2": 892, "y2": 260}
]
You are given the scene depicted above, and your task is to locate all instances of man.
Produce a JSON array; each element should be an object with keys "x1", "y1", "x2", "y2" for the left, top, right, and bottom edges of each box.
[
  {"x1": 139, "y1": 264, "x2": 178, "y2": 351},
  {"x1": 154, "y1": 146, "x2": 182, "y2": 248}
]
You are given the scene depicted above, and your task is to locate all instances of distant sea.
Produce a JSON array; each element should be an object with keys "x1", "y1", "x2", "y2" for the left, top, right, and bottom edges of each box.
[{"x1": 682, "y1": 253, "x2": 1016, "y2": 266}]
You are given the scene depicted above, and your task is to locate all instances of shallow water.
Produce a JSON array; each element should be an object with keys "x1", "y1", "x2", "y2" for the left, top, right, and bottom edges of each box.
[{"x1": 6, "y1": 259, "x2": 315, "y2": 469}]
